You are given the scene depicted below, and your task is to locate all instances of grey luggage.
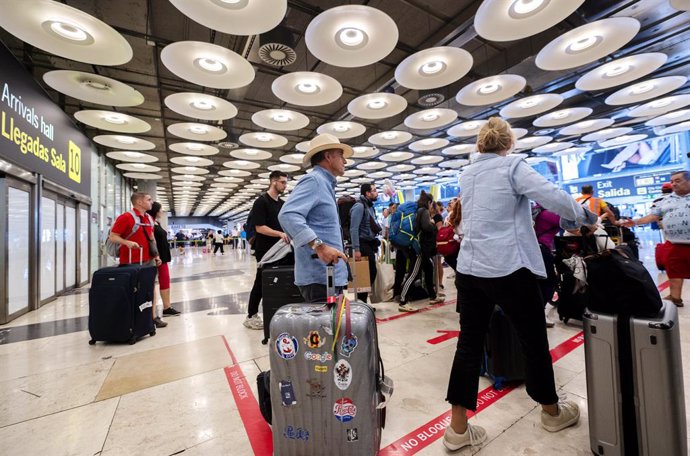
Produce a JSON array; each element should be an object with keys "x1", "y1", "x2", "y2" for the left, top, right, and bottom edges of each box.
[
  {"x1": 268, "y1": 267, "x2": 392, "y2": 456},
  {"x1": 583, "y1": 303, "x2": 686, "y2": 456}
]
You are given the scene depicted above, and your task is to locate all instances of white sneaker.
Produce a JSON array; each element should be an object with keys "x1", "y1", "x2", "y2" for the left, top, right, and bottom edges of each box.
[
  {"x1": 545, "y1": 316, "x2": 555, "y2": 328},
  {"x1": 243, "y1": 314, "x2": 264, "y2": 330},
  {"x1": 398, "y1": 304, "x2": 415, "y2": 312},
  {"x1": 541, "y1": 400, "x2": 580, "y2": 432},
  {"x1": 429, "y1": 296, "x2": 445, "y2": 304},
  {"x1": 442, "y1": 423, "x2": 487, "y2": 451}
]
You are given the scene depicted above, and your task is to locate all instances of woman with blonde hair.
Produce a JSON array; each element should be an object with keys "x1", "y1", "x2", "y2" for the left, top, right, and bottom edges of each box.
[{"x1": 443, "y1": 117, "x2": 597, "y2": 451}]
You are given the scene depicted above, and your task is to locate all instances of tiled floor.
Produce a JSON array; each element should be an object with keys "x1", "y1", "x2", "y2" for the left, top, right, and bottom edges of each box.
[{"x1": 0, "y1": 240, "x2": 687, "y2": 456}]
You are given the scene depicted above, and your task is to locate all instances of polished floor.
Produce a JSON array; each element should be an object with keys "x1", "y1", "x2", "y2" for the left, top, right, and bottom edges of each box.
[{"x1": 0, "y1": 235, "x2": 688, "y2": 456}]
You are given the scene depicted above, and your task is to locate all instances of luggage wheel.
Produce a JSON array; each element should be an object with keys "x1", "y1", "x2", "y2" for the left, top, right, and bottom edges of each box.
[
  {"x1": 261, "y1": 338, "x2": 268, "y2": 345},
  {"x1": 149, "y1": 329, "x2": 156, "y2": 337},
  {"x1": 128, "y1": 337, "x2": 137, "y2": 345},
  {"x1": 88, "y1": 339, "x2": 96, "y2": 345}
]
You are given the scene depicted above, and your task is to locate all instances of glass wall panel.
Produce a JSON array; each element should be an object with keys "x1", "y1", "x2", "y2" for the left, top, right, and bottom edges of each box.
[
  {"x1": 56, "y1": 203, "x2": 64, "y2": 293},
  {"x1": 8, "y1": 187, "x2": 30, "y2": 315},
  {"x1": 65, "y1": 206, "x2": 76, "y2": 288},
  {"x1": 79, "y1": 208, "x2": 88, "y2": 283},
  {"x1": 40, "y1": 196, "x2": 56, "y2": 300}
]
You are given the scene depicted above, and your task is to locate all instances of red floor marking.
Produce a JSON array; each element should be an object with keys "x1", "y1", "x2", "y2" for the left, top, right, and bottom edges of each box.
[
  {"x1": 376, "y1": 299, "x2": 456, "y2": 323},
  {"x1": 658, "y1": 280, "x2": 670, "y2": 292},
  {"x1": 378, "y1": 331, "x2": 586, "y2": 455},
  {"x1": 221, "y1": 336, "x2": 273, "y2": 456},
  {"x1": 426, "y1": 330, "x2": 460, "y2": 345}
]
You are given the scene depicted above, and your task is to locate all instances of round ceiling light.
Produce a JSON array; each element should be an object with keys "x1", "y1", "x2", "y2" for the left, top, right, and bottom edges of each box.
[
  {"x1": 456, "y1": 75, "x2": 527, "y2": 106},
  {"x1": 317, "y1": 121, "x2": 366, "y2": 139},
  {"x1": 536, "y1": 18, "x2": 640, "y2": 71},
  {"x1": 581, "y1": 127, "x2": 633, "y2": 142},
  {"x1": 533, "y1": 107, "x2": 593, "y2": 127},
  {"x1": 395, "y1": 46, "x2": 473, "y2": 90},
  {"x1": 575, "y1": 53, "x2": 667, "y2": 91},
  {"x1": 268, "y1": 163, "x2": 301, "y2": 173},
  {"x1": 167, "y1": 122, "x2": 227, "y2": 141},
  {"x1": 552, "y1": 146, "x2": 591, "y2": 157},
  {"x1": 605, "y1": 76, "x2": 687, "y2": 106},
  {"x1": 218, "y1": 169, "x2": 251, "y2": 177},
  {"x1": 160, "y1": 41, "x2": 255, "y2": 89},
  {"x1": 231, "y1": 148, "x2": 273, "y2": 160},
  {"x1": 347, "y1": 93, "x2": 407, "y2": 119},
  {"x1": 272, "y1": 71, "x2": 343, "y2": 106},
  {"x1": 500, "y1": 93, "x2": 564, "y2": 118},
  {"x1": 515, "y1": 136, "x2": 553, "y2": 150},
  {"x1": 116, "y1": 163, "x2": 161, "y2": 173},
  {"x1": 170, "y1": 156, "x2": 214, "y2": 167},
  {"x1": 660, "y1": 120, "x2": 690, "y2": 135},
  {"x1": 531, "y1": 142, "x2": 574, "y2": 154},
  {"x1": 164, "y1": 92, "x2": 238, "y2": 121},
  {"x1": 645, "y1": 109, "x2": 690, "y2": 127},
  {"x1": 352, "y1": 146, "x2": 379, "y2": 158},
  {"x1": 0, "y1": 1, "x2": 132, "y2": 65},
  {"x1": 169, "y1": 142, "x2": 219, "y2": 156},
  {"x1": 279, "y1": 153, "x2": 306, "y2": 165},
  {"x1": 239, "y1": 132, "x2": 288, "y2": 148},
  {"x1": 599, "y1": 134, "x2": 648, "y2": 148},
  {"x1": 305, "y1": 5, "x2": 398, "y2": 68},
  {"x1": 628, "y1": 94, "x2": 690, "y2": 118},
  {"x1": 447, "y1": 120, "x2": 488, "y2": 138},
  {"x1": 222, "y1": 160, "x2": 261, "y2": 170},
  {"x1": 409, "y1": 138, "x2": 449, "y2": 152},
  {"x1": 475, "y1": 0, "x2": 585, "y2": 41},
  {"x1": 356, "y1": 161, "x2": 387, "y2": 171},
  {"x1": 251, "y1": 109, "x2": 309, "y2": 131},
  {"x1": 43, "y1": 70, "x2": 143, "y2": 106},
  {"x1": 123, "y1": 173, "x2": 162, "y2": 180},
  {"x1": 170, "y1": 167, "x2": 209, "y2": 175},
  {"x1": 368, "y1": 131, "x2": 413, "y2": 146},
  {"x1": 559, "y1": 118, "x2": 615, "y2": 136},
  {"x1": 379, "y1": 151, "x2": 415, "y2": 162},
  {"x1": 94, "y1": 135, "x2": 155, "y2": 151},
  {"x1": 442, "y1": 144, "x2": 476, "y2": 156},
  {"x1": 388, "y1": 164, "x2": 416, "y2": 172},
  {"x1": 405, "y1": 108, "x2": 457, "y2": 130},
  {"x1": 106, "y1": 151, "x2": 158, "y2": 163},
  {"x1": 74, "y1": 110, "x2": 151, "y2": 133},
  {"x1": 169, "y1": 0, "x2": 285, "y2": 35},
  {"x1": 512, "y1": 128, "x2": 529, "y2": 139},
  {"x1": 411, "y1": 155, "x2": 444, "y2": 165},
  {"x1": 439, "y1": 159, "x2": 469, "y2": 169}
]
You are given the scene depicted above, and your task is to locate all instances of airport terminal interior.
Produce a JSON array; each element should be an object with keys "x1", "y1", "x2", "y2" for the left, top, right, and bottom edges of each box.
[{"x1": 0, "y1": 0, "x2": 690, "y2": 455}]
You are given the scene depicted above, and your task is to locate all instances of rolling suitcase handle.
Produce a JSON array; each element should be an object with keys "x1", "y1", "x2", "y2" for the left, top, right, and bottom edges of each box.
[{"x1": 128, "y1": 246, "x2": 144, "y2": 265}]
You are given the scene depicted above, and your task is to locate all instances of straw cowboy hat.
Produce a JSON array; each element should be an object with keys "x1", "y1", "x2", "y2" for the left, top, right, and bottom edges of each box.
[{"x1": 301, "y1": 133, "x2": 353, "y2": 168}]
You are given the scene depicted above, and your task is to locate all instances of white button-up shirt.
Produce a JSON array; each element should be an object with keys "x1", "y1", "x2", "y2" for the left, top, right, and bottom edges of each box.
[{"x1": 458, "y1": 153, "x2": 587, "y2": 278}]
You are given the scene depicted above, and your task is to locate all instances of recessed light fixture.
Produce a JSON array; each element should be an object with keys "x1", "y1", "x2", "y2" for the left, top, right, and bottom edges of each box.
[
  {"x1": 579, "y1": 120, "x2": 595, "y2": 128},
  {"x1": 566, "y1": 35, "x2": 600, "y2": 53},
  {"x1": 333, "y1": 123, "x2": 350, "y2": 132},
  {"x1": 256, "y1": 134, "x2": 272, "y2": 142},
  {"x1": 367, "y1": 99, "x2": 387, "y2": 110},
  {"x1": 191, "y1": 99, "x2": 215, "y2": 110},
  {"x1": 335, "y1": 27, "x2": 368, "y2": 49},
  {"x1": 194, "y1": 57, "x2": 227, "y2": 73},
  {"x1": 464, "y1": 122, "x2": 479, "y2": 129},
  {"x1": 478, "y1": 83, "x2": 500, "y2": 94},
  {"x1": 46, "y1": 20, "x2": 92, "y2": 42},
  {"x1": 510, "y1": 0, "x2": 548, "y2": 16},
  {"x1": 272, "y1": 113, "x2": 290, "y2": 123},
  {"x1": 187, "y1": 144, "x2": 203, "y2": 151},
  {"x1": 104, "y1": 114, "x2": 126, "y2": 125},
  {"x1": 382, "y1": 132, "x2": 398, "y2": 139},
  {"x1": 124, "y1": 152, "x2": 143, "y2": 158},
  {"x1": 421, "y1": 138, "x2": 436, "y2": 145},
  {"x1": 552, "y1": 109, "x2": 570, "y2": 119},
  {"x1": 422, "y1": 112, "x2": 440, "y2": 122},
  {"x1": 116, "y1": 136, "x2": 136, "y2": 144},
  {"x1": 296, "y1": 82, "x2": 319, "y2": 94},
  {"x1": 189, "y1": 125, "x2": 208, "y2": 134},
  {"x1": 651, "y1": 98, "x2": 673, "y2": 108},
  {"x1": 186, "y1": 157, "x2": 200, "y2": 162},
  {"x1": 631, "y1": 82, "x2": 655, "y2": 95},
  {"x1": 667, "y1": 109, "x2": 688, "y2": 119},
  {"x1": 520, "y1": 98, "x2": 539, "y2": 109},
  {"x1": 420, "y1": 60, "x2": 445, "y2": 75},
  {"x1": 604, "y1": 64, "x2": 631, "y2": 78}
]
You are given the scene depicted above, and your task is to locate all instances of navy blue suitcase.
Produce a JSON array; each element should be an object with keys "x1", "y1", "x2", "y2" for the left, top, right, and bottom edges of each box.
[{"x1": 88, "y1": 250, "x2": 158, "y2": 345}]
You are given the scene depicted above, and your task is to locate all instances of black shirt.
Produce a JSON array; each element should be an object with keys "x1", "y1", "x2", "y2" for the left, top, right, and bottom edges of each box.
[
  {"x1": 153, "y1": 223, "x2": 172, "y2": 263},
  {"x1": 251, "y1": 192, "x2": 284, "y2": 261}
]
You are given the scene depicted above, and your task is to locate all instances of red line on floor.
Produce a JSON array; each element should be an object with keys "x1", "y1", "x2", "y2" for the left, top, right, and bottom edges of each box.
[
  {"x1": 378, "y1": 331, "x2": 586, "y2": 456},
  {"x1": 221, "y1": 336, "x2": 273, "y2": 456},
  {"x1": 376, "y1": 299, "x2": 456, "y2": 323},
  {"x1": 658, "y1": 280, "x2": 670, "y2": 292}
]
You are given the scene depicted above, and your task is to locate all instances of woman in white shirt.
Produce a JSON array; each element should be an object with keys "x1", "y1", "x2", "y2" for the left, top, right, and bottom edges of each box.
[{"x1": 442, "y1": 117, "x2": 596, "y2": 451}]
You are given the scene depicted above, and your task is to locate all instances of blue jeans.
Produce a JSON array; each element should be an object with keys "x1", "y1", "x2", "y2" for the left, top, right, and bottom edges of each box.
[{"x1": 298, "y1": 284, "x2": 345, "y2": 303}]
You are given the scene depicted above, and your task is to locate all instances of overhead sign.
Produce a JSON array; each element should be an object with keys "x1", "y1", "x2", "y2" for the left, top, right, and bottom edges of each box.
[
  {"x1": 0, "y1": 43, "x2": 91, "y2": 195},
  {"x1": 564, "y1": 170, "x2": 675, "y2": 200}
]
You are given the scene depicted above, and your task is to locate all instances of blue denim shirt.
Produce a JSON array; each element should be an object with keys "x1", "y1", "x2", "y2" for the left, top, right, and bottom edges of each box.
[
  {"x1": 458, "y1": 153, "x2": 588, "y2": 279},
  {"x1": 278, "y1": 166, "x2": 348, "y2": 286}
]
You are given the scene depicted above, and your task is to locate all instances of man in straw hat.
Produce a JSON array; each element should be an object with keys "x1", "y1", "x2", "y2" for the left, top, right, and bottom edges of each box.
[{"x1": 278, "y1": 133, "x2": 352, "y2": 302}]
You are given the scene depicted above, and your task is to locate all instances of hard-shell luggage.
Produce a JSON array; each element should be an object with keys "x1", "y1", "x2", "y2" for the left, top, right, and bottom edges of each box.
[
  {"x1": 261, "y1": 265, "x2": 303, "y2": 345},
  {"x1": 481, "y1": 306, "x2": 527, "y2": 389},
  {"x1": 583, "y1": 303, "x2": 687, "y2": 456},
  {"x1": 88, "y1": 248, "x2": 157, "y2": 345},
  {"x1": 268, "y1": 267, "x2": 392, "y2": 456}
]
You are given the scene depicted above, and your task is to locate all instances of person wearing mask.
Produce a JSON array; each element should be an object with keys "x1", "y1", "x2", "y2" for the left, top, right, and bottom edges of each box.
[
  {"x1": 147, "y1": 202, "x2": 181, "y2": 326},
  {"x1": 576, "y1": 185, "x2": 617, "y2": 223},
  {"x1": 213, "y1": 230, "x2": 225, "y2": 255},
  {"x1": 244, "y1": 171, "x2": 289, "y2": 330},
  {"x1": 398, "y1": 191, "x2": 445, "y2": 312},
  {"x1": 109, "y1": 192, "x2": 164, "y2": 327},
  {"x1": 622, "y1": 170, "x2": 690, "y2": 307},
  {"x1": 350, "y1": 183, "x2": 382, "y2": 303},
  {"x1": 278, "y1": 134, "x2": 350, "y2": 302},
  {"x1": 443, "y1": 117, "x2": 597, "y2": 451}
]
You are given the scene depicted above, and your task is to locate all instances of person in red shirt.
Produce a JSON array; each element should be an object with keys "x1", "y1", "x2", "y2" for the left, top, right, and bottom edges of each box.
[{"x1": 109, "y1": 192, "x2": 165, "y2": 327}]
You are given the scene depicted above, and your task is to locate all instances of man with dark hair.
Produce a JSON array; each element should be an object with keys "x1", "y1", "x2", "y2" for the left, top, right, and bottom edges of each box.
[
  {"x1": 576, "y1": 185, "x2": 617, "y2": 222},
  {"x1": 279, "y1": 134, "x2": 351, "y2": 303},
  {"x1": 109, "y1": 192, "x2": 165, "y2": 327},
  {"x1": 244, "y1": 170, "x2": 289, "y2": 330},
  {"x1": 350, "y1": 183, "x2": 381, "y2": 303},
  {"x1": 623, "y1": 170, "x2": 690, "y2": 307}
]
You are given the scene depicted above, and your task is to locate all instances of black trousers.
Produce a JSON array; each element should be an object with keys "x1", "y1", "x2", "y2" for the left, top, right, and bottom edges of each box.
[
  {"x1": 357, "y1": 240, "x2": 378, "y2": 303},
  {"x1": 213, "y1": 242, "x2": 224, "y2": 254},
  {"x1": 446, "y1": 268, "x2": 559, "y2": 411},
  {"x1": 247, "y1": 266, "x2": 262, "y2": 318},
  {"x1": 537, "y1": 243, "x2": 557, "y2": 307},
  {"x1": 393, "y1": 247, "x2": 412, "y2": 297},
  {"x1": 400, "y1": 250, "x2": 436, "y2": 303}
]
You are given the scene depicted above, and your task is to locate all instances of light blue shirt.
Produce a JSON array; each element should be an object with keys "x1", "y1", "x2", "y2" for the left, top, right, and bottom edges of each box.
[
  {"x1": 458, "y1": 153, "x2": 588, "y2": 279},
  {"x1": 650, "y1": 193, "x2": 690, "y2": 244},
  {"x1": 278, "y1": 166, "x2": 348, "y2": 286}
]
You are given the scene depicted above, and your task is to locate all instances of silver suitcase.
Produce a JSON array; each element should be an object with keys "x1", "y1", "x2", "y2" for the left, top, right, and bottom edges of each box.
[
  {"x1": 584, "y1": 303, "x2": 687, "y2": 456},
  {"x1": 269, "y1": 269, "x2": 392, "y2": 456}
]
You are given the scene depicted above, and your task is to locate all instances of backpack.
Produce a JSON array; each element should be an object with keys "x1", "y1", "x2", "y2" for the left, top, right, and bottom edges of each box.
[
  {"x1": 436, "y1": 225, "x2": 459, "y2": 257},
  {"x1": 389, "y1": 201, "x2": 420, "y2": 252},
  {"x1": 102, "y1": 211, "x2": 153, "y2": 259},
  {"x1": 337, "y1": 196, "x2": 357, "y2": 243}
]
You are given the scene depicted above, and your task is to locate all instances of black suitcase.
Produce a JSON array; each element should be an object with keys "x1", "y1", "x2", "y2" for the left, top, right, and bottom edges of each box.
[
  {"x1": 88, "y1": 250, "x2": 157, "y2": 345},
  {"x1": 261, "y1": 265, "x2": 303, "y2": 344},
  {"x1": 481, "y1": 306, "x2": 527, "y2": 389}
]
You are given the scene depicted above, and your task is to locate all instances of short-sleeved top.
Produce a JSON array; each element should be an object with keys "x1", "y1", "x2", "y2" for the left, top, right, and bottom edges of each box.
[
  {"x1": 650, "y1": 193, "x2": 690, "y2": 244},
  {"x1": 251, "y1": 192, "x2": 284, "y2": 261},
  {"x1": 111, "y1": 209, "x2": 155, "y2": 264}
]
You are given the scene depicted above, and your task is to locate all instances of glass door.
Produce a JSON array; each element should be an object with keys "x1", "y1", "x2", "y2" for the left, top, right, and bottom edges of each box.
[
  {"x1": 78, "y1": 206, "x2": 89, "y2": 286},
  {"x1": 56, "y1": 202, "x2": 64, "y2": 293},
  {"x1": 40, "y1": 193, "x2": 56, "y2": 303},
  {"x1": 65, "y1": 204, "x2": 76, "y2": 289}
]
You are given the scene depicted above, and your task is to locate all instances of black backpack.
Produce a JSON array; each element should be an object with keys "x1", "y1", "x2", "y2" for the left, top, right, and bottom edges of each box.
[{"x1": 337, "y1": 196, "x2": 357, "y2": 243}]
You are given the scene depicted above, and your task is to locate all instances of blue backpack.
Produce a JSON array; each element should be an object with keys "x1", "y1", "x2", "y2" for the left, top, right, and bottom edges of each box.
[{"x1": 389, "y1": 201, "x2": 420, "y2": 252}]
